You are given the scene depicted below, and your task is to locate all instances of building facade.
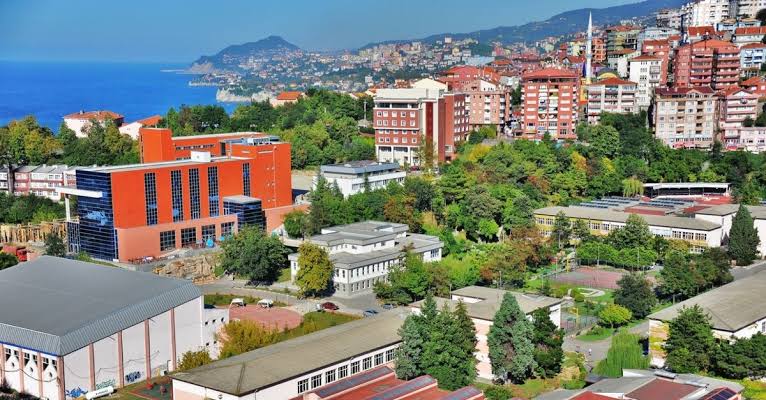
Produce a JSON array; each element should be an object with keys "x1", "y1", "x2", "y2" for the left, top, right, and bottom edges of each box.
[
  {"x1": 739, "y1": 42, "x2": 766, "y2": 74},
  {"x1": 440, "y1": 66, "x2": 511, "y2": 132},
  {"x1": 0, "y1": 257, "x2": 225, "y2": 400},
  {"x1": 606, "y1": 25, "x2": 641, "y2": 53},
  {"x1": 63, "y1": 110, "x2": 124, "y2": 138},
  {"x1": 373, "y1": 86, "x2": 468, "y2": 166},
  {"x1": 673, "y1": 39, "x2": 740, "y2": 91},
  {"x1": 0, "y1": 165, "x2": 78, "y2": 201},
  {"x1": 653, "y1": 87, "x2": 719, "y2": 148},
  {"x1": 629, "y1": 55, "x2": 665, "y2": 109},
  {"x1": 519, "y1": 68, "x2": 580, "y2": 140},
  {"x1": 718, "y1": 87, "x2": 758, "y2": 139},
  {"x1": 316, "y1": 161, "x2": 406, "y2": 197},
  {"x1": 586, "y1": 78, "x2": 638, "y2": 124}
]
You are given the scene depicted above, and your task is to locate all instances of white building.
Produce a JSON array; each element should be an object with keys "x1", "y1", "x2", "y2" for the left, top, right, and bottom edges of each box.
[
  {"x1": 172, "y1": 310, "x2": 406, "y2": 400},
  {"x1": 682, "y1": 0, "x2": 735, "y2": 26},
  {"x1": 63, "y1": 110, "x2": 124, "y2": 138},
  {"x1": 288, "y1": 221, "x2": 443, "y2": 298},
  {"x1": 411, "y1": 286, "x2": 562, "y2": 380},
  {"x1": 118, "y1": 115, "x2": 162, "y2": 140},
  {"x1": 316, "y1": 161, "x2": 406, "y2": 197},
  {"x1": 586, "y1": 78, "x2": 638, "y2": 124},
  {"x1": 629, "y1": 55, "x2": 664, "y2": 109},
  {"x1": 695, "y1": 203, "x2": 766, "y2": 256},
  {"x1": 0, "y1": 257, "x2": 226, "y2": 400}
]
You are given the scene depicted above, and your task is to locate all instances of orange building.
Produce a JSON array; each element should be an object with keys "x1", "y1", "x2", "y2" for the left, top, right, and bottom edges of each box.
[
  {"x1": 673, "y1": 39, "x2": 740, "y2": 91},
  {"x1": 66, "y1": 129, "x2": 292, "y2": 262}
]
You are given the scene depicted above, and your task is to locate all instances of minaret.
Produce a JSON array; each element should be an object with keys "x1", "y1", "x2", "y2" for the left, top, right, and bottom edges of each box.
[{"x1": 585, "y1": 13, "x2": 593, "y2": 84}]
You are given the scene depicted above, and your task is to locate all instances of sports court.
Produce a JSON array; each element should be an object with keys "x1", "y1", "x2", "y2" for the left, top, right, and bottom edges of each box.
[{"x1": 550, "y1": 267, "x2": 626, "y2": 289}]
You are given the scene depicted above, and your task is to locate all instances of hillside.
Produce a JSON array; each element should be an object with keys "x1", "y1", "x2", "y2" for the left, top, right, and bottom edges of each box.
[{"x1": 189, "y1": 35, "x2": 300, "y2": 73}]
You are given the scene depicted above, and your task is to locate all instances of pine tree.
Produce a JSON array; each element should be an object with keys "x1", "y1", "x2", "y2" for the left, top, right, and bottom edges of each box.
[
  {"x1": 665, "y1": 305, "x2": 715, "y2": 373},
  {"x1": 728, "y1": 205, "x2": 760, "y2": 266},
  {"x1": 488, "y1": 293, "x2": 537, "y2": 383},
  {"x1": 423, "y1": 304, "x2": 475, "y2": 390},
  {"x1": 453, "y1": 301, "x2": 478, "y2": 381},
  {"x1": 531, "y1": 307, "x2": 564, "y2": 378},
  {"x1": 395, "y1": 315, "x2": 425, "y2": 379}
]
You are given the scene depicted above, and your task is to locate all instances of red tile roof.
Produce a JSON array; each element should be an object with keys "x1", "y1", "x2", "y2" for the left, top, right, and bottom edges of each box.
[
  {"x1": 720, "y1": 85, "x2": 753, "y2": 96},
  {"x1": 522, "y1": 67, "x2": 579, "y2": 79},
  {"x1": 691, "y1": 39, "x2": 738, "y2": 50},
  {"x1": 735, "y1": 26, "x2": 766, "y2": 35},
  {"x1": 276, "y1": 91, "x2": 303, "y2": 101},
  {"x1": 589, "y1": 77, "x2": 637, "y2": 86},
  {"x1": 626, "y1": 379, "x2": 699, "y2": 400},
  {"x1": 136, "y1": 115, "x2": 162, "y2": 126},
  {"x1": 571, "y1": 392, "x2": 617, "y2": 400},
  {"x1": 688, "y1": 26, "x2": 716, "y2": 36},
  {"x1": 742, "y1": 76, "x2": 766, "y2": 86},
  {"x1": 655, "y1": 86, "x2": 716, "y2": 95},
  {"x1": 64, "y1": 110, "x2": 123, "y2": 120},
  {"x1": 631, "y1": 55, "x2": 662, "y2": 61}
]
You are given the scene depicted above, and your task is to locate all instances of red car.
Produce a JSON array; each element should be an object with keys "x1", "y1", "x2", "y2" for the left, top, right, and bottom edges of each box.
[{"x1": 318, "y1": 302, "x2": 339, "y2": 311}]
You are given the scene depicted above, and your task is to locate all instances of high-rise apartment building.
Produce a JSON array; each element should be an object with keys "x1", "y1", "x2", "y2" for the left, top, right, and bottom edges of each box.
[
  {"x1": 630, "y1": 55, "x2": 666, "y2": 109},
  {"x1": 653, "y1": 87, "x2": 719, "y2": 148},
  {"x1": 586, "y1": 78, "x2": 638, "y2": 124},
  {"x1": 519, "y1": 68, "x2": 580, "y2": 140},
  {"x1": 673, "y1": 39, "x2": 740, "y2": 90}
]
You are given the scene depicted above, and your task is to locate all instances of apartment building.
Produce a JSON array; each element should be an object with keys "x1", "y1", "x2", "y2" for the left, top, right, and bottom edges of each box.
[
  {"x1": 741, "y1": 75, "x2": 766, "y2": 96},
  {"x1": 0, "y1": 165, "x2": 78, "y2": 201},
  {"x1": 62, "y1": 136, "x2": 292, "y2": 262},
  {"x1": 63, "y1": 110, "x2": 124, "y2": 138},
  {"x1": 607, "y1": 49, "x2": 639, "y2": 77},
  {"x1": 739, "y1": 42, "x2": 766, "y2": 76},
  {"x1": 653, "y1": 87, "x2": 719, "y2": 148},
  {"x1": 316, "y1": 160, "x2": 406, "y2": 197},
  {"x1": 606, "y1": 25, "x2": 641, "y2": 53},
  {"x1": 718, "y1": 86, "x2": 758, "y2": 133},
  {"x1": 682, "y1": 0, "x2": 735, "y2": 26},
  {"x1": 733, "y1": 26, "x2": 766, "y2": 46},
  {"x1": 586, "y1": 78, "x2": 638, "y2": 124},
  {"x1": 674, "y1": 39, "x2": 741, "y2": 90},
  {"x1": 373, "y1": 83, "x2": 468, "y2": 166},
  {"x1": 629, "y1": 55, "x2": 665, "y2": 109},
  {"x1": 439, "y1": 67, "x2": 511, "y2": 132},
  {"x1": 0, "y1": 257, "x2": 226, "y2": 400},
  {"x1": 534, "y1": 206, "x2": 723, "y2": 253},
  {"x1": 519, "y1": 68, "x2": 580, "y2": 140},
  {"x1": 288, "y1": 221, "x2": 443, "y2": 298}
]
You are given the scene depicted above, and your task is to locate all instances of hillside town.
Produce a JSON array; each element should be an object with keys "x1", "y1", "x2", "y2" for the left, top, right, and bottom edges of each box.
[{"x1": 4, "y1": 1, "x2": 766, "y2": 400}]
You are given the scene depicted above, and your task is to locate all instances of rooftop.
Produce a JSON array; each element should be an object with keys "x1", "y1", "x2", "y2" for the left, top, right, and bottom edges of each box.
[
  {"x1": 655, "y1": 86, "x2": 716, "y2": 96},
  {"x1": 0, "y1": 256, "x2": 200, "y2": 356},
  {"x1": 64, "y1": 110, "x2": 123, "y2": 120},
  {"x1": 625, "y1": 378, "x2": 698, "y2": 400},
  {"x1": 276, "y1": 91, "x2": 303, "y2": 101},
  {"x1": 79, "y1": 155, "x2": 248, "y2": 174},
  {"x1": 534, "y1": 206, "x2": 721, "y2": 232},
  {"x1": 522, "y1": 68, "x2": 580, "y2": 80},
  {"x1": 588, "y1": 77, "x2": 637, "y2": 86},
  {"x1": 412, "y1": 286, "x2": 561, "y2": 321},
  {"x1": 173, "y1": 310, "x2": 406, "y2": 396},
  {"x1": 320, "y1": 160, "x2": 401, "y2": 175},
  {"x1": 695, "y1": 204, "x2": 766, "y2": 219},
  {"x1": 648, "y1": 270, "x2": 766, "y2": 332}
]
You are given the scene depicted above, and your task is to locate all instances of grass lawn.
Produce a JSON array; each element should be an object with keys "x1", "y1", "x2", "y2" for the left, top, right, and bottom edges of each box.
[
  {"x1": 741, "y1": 379, "x2": 766, "y2": 399},
  {"x1": 588, "y1": 289, "x2": 613, "y2": 304},
  {"x1": 204, "y1": 293, "x2": 260, "y2": 306},
  {"x1": 273, "y1": 312, "x2": 359, "y2": 342},
  {"x1": 576, "y1": 326, "x2": 615, "y2": 342},
  {"x1": 277, "y1": 267, "x2": 291, "y2": 283}
]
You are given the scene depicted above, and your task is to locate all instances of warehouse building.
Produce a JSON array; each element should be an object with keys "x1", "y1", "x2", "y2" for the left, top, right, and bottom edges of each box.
[{"x1": 0, "y1": 257, "x2": 226, "y2": 400}]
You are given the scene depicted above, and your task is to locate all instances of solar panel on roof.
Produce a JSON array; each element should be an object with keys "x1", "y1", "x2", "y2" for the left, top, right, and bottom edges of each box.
[
  {"x1": 442, "y1": 386, "x2": 483, "y2": 400},
  {"x1": 368, "y1": 376, "x2": 435, "y2": 400},
  {"x1": 699, "y1": 388, "x2": 737, "y2": 400},
  {"x1": 314, "y1": 366, "x2": 392, "y2": 397}
]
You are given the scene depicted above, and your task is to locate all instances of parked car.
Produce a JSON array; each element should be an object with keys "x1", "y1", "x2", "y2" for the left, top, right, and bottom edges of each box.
[
  {"x1": 381, "y1": 303, "x2": 396, "y2": 310},
  {"x1": 363, "y1": 309, "x2": 379, "y2": 317},
  {"x1": 230, "y1": 298, "x2": 246, "y2": 307},
  {"x1": 317, "y1": 302, "x2": 339, "y2": 311},
  {"x1": 257, "y1": 299, "x2": 274, "y2": 308}
]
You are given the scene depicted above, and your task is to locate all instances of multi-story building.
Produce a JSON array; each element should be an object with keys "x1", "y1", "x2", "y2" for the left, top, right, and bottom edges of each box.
[
  {"x1": 607, "y1": 49, "x2": 639, "y2": 77},
  {"x1": 373, "y1": 84, "x2": 468, "y2": 166},
  {"x1": 519, "y1": 68, "x2": 580, "y2": 140},
  {"x1": 682, "y1": 0, "x2": 736, "y2": 26},
  {"x1": 63, "y1": 110, "x2": 124, "y2": 138},
  {"x1": 733, "y1": 25, "x2": 766, "y2": 46},
  {"x1": 606, "y1": 25, "x2": 641, "y2": 53},
  {"x1": 439, "y1": 66, "x2": 511, "y2": 131},
  {"x1": 739, "y1": 42, "x2": 766, "y2": 75},
  {"x1": 657, "y1": 7, "x2": 685, "y2": 29},
  {"x1": 718, "y1": 86, "x2": 762, "y2": 150},
  {"x1": 288, "y1": 221, "x2": 443, "y2": 298},
  {"x1": 653, "y1": 87, "x2": 719, "y2": 148},
  {"x1": 733, "y1": 0, "x2": 766, "y2": 19},
  {"x1": 673, "y1": 39, "x2": 740, "y2": 91},
  {"x1": 139, "y1": 128, "x2": 270, "y2": 163},
  {"x1": 118, "y1": 115, "x2": 162, "y2": 140},
  {"x1": 61, "y1": 135, "x2": 292, "y2": 262},
  {"x1": 0, "y1": 256, "x2": 227, "y2": 400},
  {"x1": 637, "y1": 27, "x2": 680, "y2": 51},
  {"x1": 316, "y1": 161, "x2": 406, "y2": 197},
  {"x1": 629, "y1": 55, "x2": 665, "y2": 109},
  {"x1": 534, "y1": 205, "x2": 723, "y2": 253},
  {"x1": 741, "y1": 75, "x2": 766, "y2": 96},
  {"x1": 593, "y1": 37, "x2": 608, "y2": 64},
  {"x1": 0, "y1": 165, "x2": 78, "y2": 201},
  {"x1": 586, "y1": 78, "x2": 638, "y2": 124}
]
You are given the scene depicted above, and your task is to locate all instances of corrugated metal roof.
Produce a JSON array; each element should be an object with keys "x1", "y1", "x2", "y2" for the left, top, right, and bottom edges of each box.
[{"x1": 0, "y1": 256, "x2": 200, "y2": 355}]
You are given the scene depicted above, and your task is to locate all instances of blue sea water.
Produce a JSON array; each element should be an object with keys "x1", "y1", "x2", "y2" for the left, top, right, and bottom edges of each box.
[{"x1": 0, "y1": 62, "x2": 237, "y2": 130}]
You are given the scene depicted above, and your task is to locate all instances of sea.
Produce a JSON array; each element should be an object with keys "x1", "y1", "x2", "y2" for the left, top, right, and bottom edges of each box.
[{"x1": 0, "y1": 61, "x2": 238, "y2": 130}]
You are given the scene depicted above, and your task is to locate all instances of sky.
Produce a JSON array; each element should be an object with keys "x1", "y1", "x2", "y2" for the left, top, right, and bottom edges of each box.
[{"x1": 0, "y1": 0, "x2": 636, "y2": 63}]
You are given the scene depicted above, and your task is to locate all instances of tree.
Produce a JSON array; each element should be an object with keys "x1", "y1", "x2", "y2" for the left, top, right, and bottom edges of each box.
[
  {"x1": 531, "y1": 307, "x2": 564, "y2": 378},
  {"x1": 713, "y1": 333, "x2": 766, "y2": 379},
  {"x1": 488, "y1": 293, "x2": 536, "y2": 383},
  {"x1": 218, "y1": 320, "x2": 278, "y2": 358},
  {"x1": 295, "y1": 242, "x2": 334, "y2": 297},
  {"x1": 614, "y1": 274, "x2": 657, "y2": 319},
  {"x1": 0, "y1": 253, "x2": 18, "y2": 270},
  {"x1": 283, "y1": 210, "x2": 307, "y2": 238},
  {"x1": 178, "y1": 349, "x2": 213, "y2": 371},
  {"x1": 384, "y1": 195, "x2": 422, "y2": 233},
  {"x1": 44, "y1": 234, "x2": 67, "y2": 257},
  {"x1": 589, "y1": 125, "x2": 621, "y2": 159},
  {"x1": 477, "y1": 219, "x2": 500, "y2": 242},
  {"x1": 594, "y1": 332, "x2": 649, "y2": 377},
  {"x1": 422, "y1": 303, "x2": 477, "y2": 390},
  {"x1": 395, "y1": 313, "x2": 427, "y2": 379},
  {"x1": 571, "y1": 219, "x2": 591, "y2": 244},
  {"x1": 598, "y1": 304, "x2": 633, "y2": 328},
  {"x1": 374, "y1": 252, "x2": 433, "y2": 304},
  {"x1": 622, "y1": 176, "x2": 643, "y2": 197},
  {"x1": 608, "y1": 214, "x2": 652, "y2": 249},
  {"x1": 219, "y1": 227, "x2": 289, "y2": 283},
  {"x1": 552, "y1": 212, "x2": 571, "y2": 250},
  {"x1": 659, "y1": 251, "x2": 697, "y2": 299},
  {"x1": 665, "y1": 305, "x2": 716, "y2": 373},
  {"x1": 728, "y1": 205, "x2": 760, "y2": 266}
]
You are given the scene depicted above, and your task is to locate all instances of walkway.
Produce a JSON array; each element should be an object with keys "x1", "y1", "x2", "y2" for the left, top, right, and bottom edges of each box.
[{"x1": 562, "y1": 321, "x2": 649, "y2": 370}]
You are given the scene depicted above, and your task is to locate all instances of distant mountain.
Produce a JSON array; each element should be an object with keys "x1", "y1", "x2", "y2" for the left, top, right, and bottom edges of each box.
[
  {"x1": 360, "y1": 0, "x2": 686, "y2": 49},
  {"x1": 189, "y1": 35, "x2": 300, "y2": 73}
]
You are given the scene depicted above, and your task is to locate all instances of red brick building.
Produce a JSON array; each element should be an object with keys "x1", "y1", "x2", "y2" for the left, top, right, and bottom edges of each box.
[
  {"x1": 439, "y1": 66, "x2": 511, "y2": 132},
  {"x1": 519, "y1": 68, "x2": 581, "y2": 140},
  {"x1": 674, "y1": 39, "x2": 740, "y2": 90}
]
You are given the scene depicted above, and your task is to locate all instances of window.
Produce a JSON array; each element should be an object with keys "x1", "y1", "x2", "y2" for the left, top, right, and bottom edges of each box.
[
  {"x1": 338, "y1": 365, "x2": 348, "y2": 379},
  {"x1": 181, "y1": 227, "x2": 196, "y2": 247},
  {"x1": 202, "y1": 225, "x2": 216, "y2": 242},
  {"x1": 189, "y1": 168, "x2": 201, "y2": 219},
  {"x1": 160, "y1": 231, "x2": 176, "y2": 251},
  {"x1": 242, "y1": 163, "x2": 251, "y2": 197},
  {"x1": 171, "y1": 170, "x2": 184, "y2": 222},
  {"x1": 325, "y1": 369, "x2": 336, "y2": 383},
  {"x1": 363, "y1": 357, "x2": 372, "y2": 370},
  {"x1": 311, "y1": 374, "x2": 322, "y2": 389},
  {"x1": 351, "y1": 361, "x2": 360, "y2": 374},
  {"x1": 221, "y1": 222, "x2": 235, "y2": 237},
  {"x1": 375, "y1": 353, "x2": 384, "y2": 366},
  {"x1": 208, "y1": 166, "x2": 219, "y2": 216},
  {"x1": 144, "y1": 173, "x2": 158, "y2": 225},
  {"x1": 386, "y1": 349, "x2": 395, "y2": 362},
  {"x1": 297, "y1": 379, "x2": 309, "y2": 393}
]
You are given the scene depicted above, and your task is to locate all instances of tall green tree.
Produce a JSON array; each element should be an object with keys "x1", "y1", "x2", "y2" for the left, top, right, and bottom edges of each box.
[
  {"x1": 614, "y1": 273, "x2": 657, "y2": 319},
  {"x1": 295, "y1": 242, "x2": 334, "y2": 297},
  {"x1": 594, "y1": 332, "x2": 649, "y2": 377},
  {"x1": 588, "y1": 125, "x2": 621, "y2": 159},
  {"x1": 530, "y1": 307, "x2": 564, "y2": 378},
  {"x1": 552, "y1": 211, "x2": 571, "y2": 250},
  {"x1": 607, "y1": 214, "x2": 652, "y2": 249},
  {"x1": 219, "y1": 227, "x2": 289, "y2": 283},
  {"x1": 395, "y1": 313, "x2": 426, "y2": 379},
  {"x1": 44, "y1": 234, "x2": 67, "y2": 257},
  {"x1": 665, "y1": 305, "x2": 716, "y2": 373},
  {"x1": 282, "y1": 210, "x2": 307, "y2": 238},
  {"x1": 728, "y1": 205, "x2": 760, "y2": 266},
  {"x1": 423, "y1": 303, "x2": 477, "y2": 390},
  {"x1": 488, "y1": 293, "x2": 536, "y2": 383}
]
